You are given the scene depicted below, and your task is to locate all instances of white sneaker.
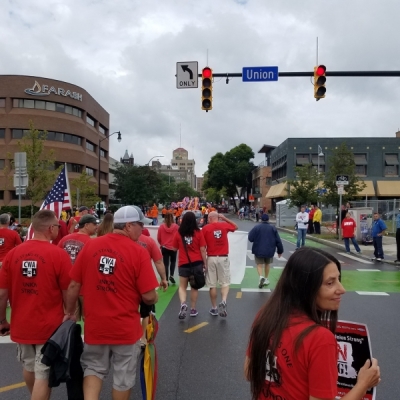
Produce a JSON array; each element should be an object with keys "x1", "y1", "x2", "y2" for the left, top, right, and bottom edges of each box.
[
  {"x1": 264, "y1": 278, "x2": 270, "y2": 286},
  {"x1": 376, "y1": 258, "x2": 382, "y2": 262}
]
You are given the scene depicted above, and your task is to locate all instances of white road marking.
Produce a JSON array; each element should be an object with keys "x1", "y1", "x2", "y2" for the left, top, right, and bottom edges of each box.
[
  {"x1": 186, "y1": 287, "x2": 209, "y2": 291},
  {"x1": 338, "y1": 252, "x2": 374, "y2": 264},
  {"x1": 356, "y1": 269, "x2": 381, "y2": 272},
  {"x1": 246, "y1": 265, "x2": 254, "y2": 268},
  {"x1": 241, "y1": 288, "x2": 271, "y2": 293},
  {"x1": 356, "y1": 291, "x2": 389, "y2": 296},
  {"x1": 0, "y1": 336, "x2": 12, "y2": 344},
  {"x1": 273, "y1": 266, "x2": 285, "y2": 269}
]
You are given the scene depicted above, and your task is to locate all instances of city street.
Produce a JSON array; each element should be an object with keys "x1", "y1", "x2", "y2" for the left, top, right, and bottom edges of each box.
[{"x1": 1, "y1": 217, "x2": 399, "y2": 399}]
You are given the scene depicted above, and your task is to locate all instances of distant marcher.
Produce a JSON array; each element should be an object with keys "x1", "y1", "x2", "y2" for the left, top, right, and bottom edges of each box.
[
  {"x1": 157, "y1": 212, "x2": 179, "y2": 284},
  {"x1": 313, "y1": 205, "x2": 322, "y2": 234},
  {"x1": 150, "y1": 203, "x2": 159, "y2": 226},
  {"x1": 245, "y1": 248, "x2": 380, "y2": 400},
  {"x1": 67, "y1": 206, "x2": 89, "y2": 233},
  {"x1": 63, "y1": 205, "x2": 159, "y2": 400},
  {"x1": 0, "y1": 210, "x2": 72, "y2": 400},
  {"x1": 248, "y1": 214, "x2": 283, "y2": 288},
  {"x1": 97, "y1": 212, "x2": 114, "y2": 237},
  {"x1": 0, "y1": 214, "x2": 22, "y2": 268},
  {"x1": 396, "y1": 209, "x2": 400, "y2": 262},
  {"x1": 51, "y1": 216, "x2": 68, "y2": 246},
  {"x1": 307, "y1": 204, "x2": 315, "y2": 234},
  {"x1": 295, "y1": 205, "x2": 309, "y2": 249},
  {"x1": 340, "y1": 204, "x2": 347, "y2": 225},
  {"x1": 341, "y1": 212, "x2": 361, "y2": 254},
  {"x1": 172, "y1": 211, "x2": 207, "y2": 318},
  {"x1": 202, "y1": 212, "x2": 238, "y2": 317},
  {"x1": 371, "y1": 212, "x2": 387, "y2": 261}
]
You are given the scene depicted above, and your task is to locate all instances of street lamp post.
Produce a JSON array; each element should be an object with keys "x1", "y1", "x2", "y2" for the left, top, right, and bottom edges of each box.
[
  {"x1": 98, "y1": 131, "x2": 121, "y2": 215},
  {"x1": 146, "y1": 155, "x2": 164, "y2": 166}
]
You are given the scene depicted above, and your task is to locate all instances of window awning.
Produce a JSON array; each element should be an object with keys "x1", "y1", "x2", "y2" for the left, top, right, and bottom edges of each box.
[
  {"x1": 296, "y1": 157, "x2": 310, "y2": 165},
  {"x1": 354, "y1": 155, "x2": 368, "y2": 165},
  {"x1": 385, "y1": 155, "x2": 399, "y2": 165},
  {"x1": 353, "y1": 181, "x2": 375, "y2": 197},
  {"x1": 266, "y1": 182, "x2": 288, "y2": 198},
  {"x1": 311, "y1": 156, "x2": 325, "y2": 166},
  {"x1": 376, "y1": 180, "x2": 400, "y2": 196}
]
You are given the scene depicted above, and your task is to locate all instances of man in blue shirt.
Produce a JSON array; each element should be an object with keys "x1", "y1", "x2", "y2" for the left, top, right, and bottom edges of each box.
[
  {"x1": 371, "y1": 212, "x2": 387, "y2": 261},
  {"x1": 396, "y1": 209, "x2": 400, "y2": 262}
]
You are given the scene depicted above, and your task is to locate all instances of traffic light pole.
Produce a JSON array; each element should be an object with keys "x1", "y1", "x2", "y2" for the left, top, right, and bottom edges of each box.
[{"x1": 198, "y1": 71, "x2": 400, "y2": 78}]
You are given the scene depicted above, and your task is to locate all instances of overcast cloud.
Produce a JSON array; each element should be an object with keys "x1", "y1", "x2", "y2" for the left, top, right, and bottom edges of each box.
[{"x1": 1, "y1": 0, "x2": 399, "y2": 175}]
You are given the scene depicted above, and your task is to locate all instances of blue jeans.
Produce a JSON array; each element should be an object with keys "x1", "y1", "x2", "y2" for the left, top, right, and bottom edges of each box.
[
  {"x1": 296, "y1": 229, "x2": 307, "y2": 248},
  {"x1": 373, "y1": 236, "x2": 384, "y2": 259},
  {"x1": 344, "y1": 237, "x2": 361, "y2": 253},
  {"x1": 152, "y1": 218, "x2": 158, "y2": 226}
]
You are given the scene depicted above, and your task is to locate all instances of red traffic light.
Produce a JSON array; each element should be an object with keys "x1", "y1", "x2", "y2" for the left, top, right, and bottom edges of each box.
[
  {"x1": 316, "y1": 65, "x2": 326, "y2": 76},
  {"x1": 202, "y1": 67, "x2": 212, "y2": 78}
]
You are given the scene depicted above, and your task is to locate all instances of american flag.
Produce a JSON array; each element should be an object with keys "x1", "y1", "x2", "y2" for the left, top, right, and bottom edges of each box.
[{"x1": 27, "y1": 165, "x2": 72, "y2": 240}]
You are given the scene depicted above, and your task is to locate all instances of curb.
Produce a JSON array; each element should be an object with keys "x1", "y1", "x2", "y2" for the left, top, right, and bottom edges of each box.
[{"x1": 276, "y1": 227, "x2": 399, "y2": 267}]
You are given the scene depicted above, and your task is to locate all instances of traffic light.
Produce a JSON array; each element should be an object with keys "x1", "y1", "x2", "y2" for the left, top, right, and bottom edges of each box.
[
  {"x1": 201, "y1": 67, "x2": 213, "y2": 111},
  {"x1": 314, "y1": 65, "x2": 326, "y2": 100}
]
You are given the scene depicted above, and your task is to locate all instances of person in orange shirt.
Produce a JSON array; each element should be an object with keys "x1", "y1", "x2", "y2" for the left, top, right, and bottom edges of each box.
[
  {"x1": 161, "y1": 207, "x2": 167, "y2": 219},
  {"x1": 151, "y1": 203, "x2": 159, "y2": 226}
]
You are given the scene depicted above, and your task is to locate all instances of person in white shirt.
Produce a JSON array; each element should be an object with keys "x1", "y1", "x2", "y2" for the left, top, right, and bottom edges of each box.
[{"x1": 296, "y1": 205, "x2": 309, "y2": 249}]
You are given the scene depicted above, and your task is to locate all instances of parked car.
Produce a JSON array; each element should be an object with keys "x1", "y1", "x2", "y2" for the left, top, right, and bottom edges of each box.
[
  {"x1": 178, "y1": 210, "x2": 205, "y2": 227},
  {"x1": 216, "y1": 205, "x2": 228, "y2": 213}
]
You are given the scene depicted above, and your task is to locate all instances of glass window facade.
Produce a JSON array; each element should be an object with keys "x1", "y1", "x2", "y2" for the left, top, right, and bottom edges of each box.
[
  {"x1": 0, "y1": 99, "x2": 5, "y2": 107},
  {"x1": 86, "y1": 167, "x2": 94, "y2": 176},
  {"x1": 13, "y1": 98, "x2": 82, "y2": 117},
  {"x1": 0, "y1": 129, "x2": 4, "y2": 139},
  {"x1": 86, "y1": 141, "x2": 95, "y2": 152},
  {"x1": 12, "y1": 129, "x2": 82, "y2": 145},
  {"x1": 86, "y1": 115, "x2": 95, "y2": 127}
]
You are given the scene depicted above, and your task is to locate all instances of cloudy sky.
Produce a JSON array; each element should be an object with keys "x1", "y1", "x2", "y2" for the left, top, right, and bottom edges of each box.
[{"x1": 1, "y1": 0, "x2": 399, "y2": 176}]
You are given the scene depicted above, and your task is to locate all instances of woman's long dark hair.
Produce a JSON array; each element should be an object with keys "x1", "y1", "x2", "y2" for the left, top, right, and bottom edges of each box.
[
  {"x1": 247, "y1": 247, "x2": 341, "y2": 400},
  {"x1": 164, "y1": 212, "x2": 174, "y2": 228},
  {"x1": 178, "y1": 211, "x2": 199, "y2": 237}
]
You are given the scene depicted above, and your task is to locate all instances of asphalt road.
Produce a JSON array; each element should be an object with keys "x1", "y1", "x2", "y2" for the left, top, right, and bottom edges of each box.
[{"x1": 1, "y1": 217, "x2": 398, "y2": 399}]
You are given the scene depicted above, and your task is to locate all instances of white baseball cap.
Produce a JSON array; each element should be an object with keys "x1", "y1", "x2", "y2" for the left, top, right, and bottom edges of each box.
[{"x1": 114, "y1": 206, "x2": 152, "y2": 225}]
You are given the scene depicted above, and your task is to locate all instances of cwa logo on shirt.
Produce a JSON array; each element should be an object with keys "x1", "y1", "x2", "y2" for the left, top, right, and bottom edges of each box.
[
  {"x1": 0, "y1": 238, "x2": 4, "y2": 246},
  {"x1": 22, "y1": 260, "x2": 37, "y2": 278},
  {"x1": 265, "y1": 350, "x2": 278, "y2": 382},
  {"x1": 184, "y1": 236, "x2": 193, "y2": 245},
  {"x1": 213, "y1": 230, "x2": 222, "y2": 239},
  {"x1": 99, "y1": 256, "x2": 116, "y2": 275}
]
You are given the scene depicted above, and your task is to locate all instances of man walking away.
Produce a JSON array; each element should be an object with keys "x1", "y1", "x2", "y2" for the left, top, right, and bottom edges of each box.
[
  {"x1": 396, "y1": 209, "x2": 400, "y2": 262},
  {"x1": 202, "y1": 212, "x2": 238, "y2": 317},
  {"x1": 295, "y1": 205, "x2": 309, "y2": 249},
  {"x1": 313, "y1": 205, "x2": 322, "y2": 234},
  {"x1": 341, "y1": 212, "x2": 361, "y2": 254},
  {"x1": 371, "y1": 212, "x2": 387, "y2": 261},
  {"x1": 0, "y1": 210, "x2": 72, "y2": 400},
  {"x1": 307, "y1": 205, "x2": 315, "y2": 234},
  {"x1": 248, "y1": 214, "x2": 283, "y2": 288},
  {"x1": 0, "y1": 213, "x2": 22, "y2": 268}
]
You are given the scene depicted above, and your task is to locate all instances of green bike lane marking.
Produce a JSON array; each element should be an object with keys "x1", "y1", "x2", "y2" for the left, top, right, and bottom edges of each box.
[{"x1": 279, "y1": 232, "x2": 327, "y2": 248}]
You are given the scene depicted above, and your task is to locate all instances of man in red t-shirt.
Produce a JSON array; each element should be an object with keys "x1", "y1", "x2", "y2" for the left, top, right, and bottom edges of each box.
[
  {"x1": 52, "y1": 217, "x2": 68, "y2": 245},
  {"x1": 63, "y1": 205, "x2": 159, "y2": 400},
  {"x1": 0, "y1": 210, "x2": 72, "y2": 400},
  {"x1": 202, "y1": 212, "x2": 238, "y2": 317},
  {"x1": 67, "y1": 206, "x2": 89, "y2": 233},
  {"x1": 0, "y1": 213, "x2": 22, "y2": 267},
  {"x1": 341, "y1": 212, "x2": 361, "y2": 254}
]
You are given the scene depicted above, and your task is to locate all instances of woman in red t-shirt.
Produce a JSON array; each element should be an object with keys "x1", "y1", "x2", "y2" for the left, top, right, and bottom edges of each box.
[
  {"x1": 172, "y1": 211, "x2": 206, "y2": 319},
  {"x1": 245, "y1": 247, "x2": 380, "y2": 400}
]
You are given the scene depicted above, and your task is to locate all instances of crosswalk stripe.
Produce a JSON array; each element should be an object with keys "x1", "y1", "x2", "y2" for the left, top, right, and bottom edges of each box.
[
  {"x1": 338, "y1": 252, "x2": 374, "y2": 264},
  {"x1": 273, "y1": 266, "x2": 284, "y2": 269},
  {"x1": 356, "y1": 291, "x2": 389, "y2": 296},
  {"x1": 241, "y1": 288, "x2": 271, "y2": 293},
  {"x1": 357, "y1": 269, "x2": 381, "y2": 272}
]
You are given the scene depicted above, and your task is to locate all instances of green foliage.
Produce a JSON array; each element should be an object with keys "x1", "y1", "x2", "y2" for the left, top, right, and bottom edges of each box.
[
  {"x1": 173, "y1": 181, "x2": 197, "y2": 200},
  {"x1": 322, "y1": 143, "x2": 366, "y2": 207},
  {"x1": 204, "y1": 187, "x2": 225, "y2": 204},
  {"x1": 18, "y1": 121, "x2": 62, "y2": 215},
  {"x1": 70, "y1": 171, "x2": 100, "y2": 207},
  {"x1": 205, "y1": 143, "x2": 255, "y2": 209},
  {"x1": 0, "y1": 205, "x2": 39, "y2": 219},
  {"x1": 287, "y1": 164, "x2": 319, "y2": 208}
]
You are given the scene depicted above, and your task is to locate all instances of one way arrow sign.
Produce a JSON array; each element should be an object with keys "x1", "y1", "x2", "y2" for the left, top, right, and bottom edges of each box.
[{"x1": 176, "y1": 61, "x2": 198, "y2": 89}]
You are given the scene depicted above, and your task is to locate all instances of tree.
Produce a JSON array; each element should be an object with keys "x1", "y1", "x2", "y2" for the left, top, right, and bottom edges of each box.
[
  {"x1": 18, "y1": 121, "x2": 61, "y2": 216},
  {"x1": 322, "y1": 143, "x2": 366, "y2": 208},
  {"x1": 204, "y1": 144, "x2": 255, "y2": 211},
  {"x1": 287, "y1": 163, "x2": 320, "y2": 208},
  {"x1": 112, "y1": 164, "x2": 163, "y2": 206},
  {"x1": 173, "y1": 181, "x2": 197, "y2": 200},
  {"x1": 204, "y1": 187, "x2": 225, "y2": 204},
  {"x1": 70, "y1": 171, "x2": 100, "y2": 208}
]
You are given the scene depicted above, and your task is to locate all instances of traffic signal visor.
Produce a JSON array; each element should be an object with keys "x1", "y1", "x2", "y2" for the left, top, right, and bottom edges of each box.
[
  {"x1": 314, "y1": 65, "x2": 326, "y2": 100},
  {"x1": 202, "y1": 67, "x2": 213, "y2": 111}
]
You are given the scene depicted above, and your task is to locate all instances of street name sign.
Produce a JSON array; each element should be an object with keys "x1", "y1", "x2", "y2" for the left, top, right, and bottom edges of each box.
[
  {"x1": 242, "y1": 66, "x2": 278, "y2": 82},
  {"x1": 176, "y1": 61, "x2": 198, "y2": 89},
  {"x1": 336, "y1": 175, "x2": 349, "y2": 185}
]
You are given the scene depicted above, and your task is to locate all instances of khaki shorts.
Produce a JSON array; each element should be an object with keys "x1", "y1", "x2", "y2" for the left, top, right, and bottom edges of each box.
[
  {"x1": 206, "y1": 256, "x2": 231, "y2": 288},
  {"x1": 16, "y1": 343, "x2": 49, "y2": 380},
  {"x1": 255, "y1": 256, "x2": 274, "y2": 266},
  {"x1": 81, "y1": 343, "x2": 141, "y2": 391}
]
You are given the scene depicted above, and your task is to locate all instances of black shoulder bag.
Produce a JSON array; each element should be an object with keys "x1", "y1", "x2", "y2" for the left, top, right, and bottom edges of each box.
[{"x1": 182, "y1": 236, "x2": 206, "y2": 290}]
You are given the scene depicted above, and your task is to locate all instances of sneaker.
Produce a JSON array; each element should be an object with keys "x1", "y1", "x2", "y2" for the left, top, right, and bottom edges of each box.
[
  {"x1": 264, "y1": 278, "x2": 270, "y2": 286},
  {"x1": 209, "y1": 308, "x2": 218, "y2": 316},
  {"x1": 258, "y1": 277, "x2": 265, "y2": 289},
  {"x1": 371, "y1": 257, "x2": 376, "y2": 261},
  {"x1": 178, "y1": 303, "x2": 187, "y2": 319},
  {"x1": 169, "y1": 276, "x2": 176, "y2": 284},
  {"x1": 357, "y1": 251, "x2": 362, "y2": 254},
  {"x1": 218, "y1": 301, "x2": 227, "y2": 317},
  {"x1": 376, "y1": 258, "x2": 382, "y2": 262},
  {"x1": 190, "y1": 308, "x2": 198, "y2": 317}
]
